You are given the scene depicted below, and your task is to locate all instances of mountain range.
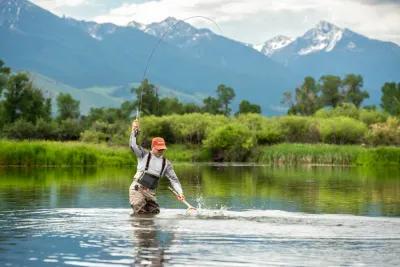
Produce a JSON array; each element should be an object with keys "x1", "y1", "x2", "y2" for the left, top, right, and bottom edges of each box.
[{"x1": 0, "y1": 0, "x2": 399, "y2": 114}]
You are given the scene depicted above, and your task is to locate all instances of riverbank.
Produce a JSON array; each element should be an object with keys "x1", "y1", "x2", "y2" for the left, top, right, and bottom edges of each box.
[{"x1": 0, "y1": 140, "x2": 399, "y2": 167}]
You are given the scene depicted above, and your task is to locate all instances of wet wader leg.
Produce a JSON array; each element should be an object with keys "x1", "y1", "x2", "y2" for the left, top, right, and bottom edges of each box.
[
  {"x1": 129, "y1": 181, "x2": 146, "y2": 214},
  {"x1": 143, "y1": 199, "x2": 160, "y2": 214}
]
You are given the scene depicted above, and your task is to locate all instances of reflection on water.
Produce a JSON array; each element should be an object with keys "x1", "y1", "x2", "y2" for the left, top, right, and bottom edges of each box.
[
  {"x1": 0, "y1": 208, "x2": 400, "y2": 266},
  {"x1": 0, "y1": 164, "x2": 400, "y2": 266},
  {"x1": 0, "y1": 164, "x2": 399, "y2": 215}
]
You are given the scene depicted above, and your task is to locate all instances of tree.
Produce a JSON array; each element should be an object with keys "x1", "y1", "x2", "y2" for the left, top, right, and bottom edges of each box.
[
  {"x1": 341, "y1": 74, "x2": 369, "y2": 108},
  {"x1": 217, "y1": 84, "x2": 235, "y2": 116},
  {"x1": 3, "y1": 73, "x2": 51, "y2": 123},
  {"x1": 56, "y1": 93, "x2": 80, "y2": 121},
  {"x1": 202, "y1": 96, "x2": 221, "y2": 114},
  {"x1": 320, "y1": 75, "x2": 342, "y2": 107},
  {"x1": 288, "y1": 77, "x2": 321, "y2": 115},
  {"x1": 381, "y1": 82, "x2": 400, "y2": 116},
  {"x1": 132, "y1": 79, "x2": 160, "y2": 116},
  {"x1": 0, "y1": 59, "x2": 10, "y2": 96},
  {"x1": 183, "y1": 103, "x2": 202, "y2": 113},
  {"x1": 159, "y1": 97, "x2": 184, "y2": 115},
  {"x1": 237, "y1": 100, "x2": 261, "y2": 115}
]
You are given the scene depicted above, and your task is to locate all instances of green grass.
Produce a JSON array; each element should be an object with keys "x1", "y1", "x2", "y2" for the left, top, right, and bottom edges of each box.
[
  {"x1": 0, "y1": 140, "x2": 399, "y2": 167},
  {"x1": 0, "y1": 140, "x2": 200, "y2": 167},
  {"x1": 256, "y1": 143, "x2": 400, "y2": 166}
]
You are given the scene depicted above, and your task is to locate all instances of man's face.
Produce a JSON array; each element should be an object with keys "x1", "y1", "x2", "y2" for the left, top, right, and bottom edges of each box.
[{"x1": 152, "y1": 147, "x2": 165, "y2": 157}]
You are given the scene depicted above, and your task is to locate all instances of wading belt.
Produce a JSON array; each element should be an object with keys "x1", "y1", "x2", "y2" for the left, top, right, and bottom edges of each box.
[{"x1": 138, "y1": 152, "x2": 166, "y2": 189}]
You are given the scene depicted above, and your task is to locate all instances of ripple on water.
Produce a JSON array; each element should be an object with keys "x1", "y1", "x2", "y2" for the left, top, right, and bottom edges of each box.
[{"x1": 1, "y1": 208, "x2": 400, "y2": 266}]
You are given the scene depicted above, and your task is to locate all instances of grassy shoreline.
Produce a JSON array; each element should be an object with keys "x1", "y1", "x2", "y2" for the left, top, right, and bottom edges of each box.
[{"x1": 0, "y1": 140, "x2": 399, "y2": 167}]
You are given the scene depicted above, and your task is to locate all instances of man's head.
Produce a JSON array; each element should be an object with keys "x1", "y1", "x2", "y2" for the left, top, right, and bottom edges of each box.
[{"x1": 151, "y1": 137, "x2": 167, "y2": 157}]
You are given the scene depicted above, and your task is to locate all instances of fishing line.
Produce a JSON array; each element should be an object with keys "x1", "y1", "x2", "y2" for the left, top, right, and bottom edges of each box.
[{"x1": 137, "y1": 15, "x2": 224, "y2": 119}]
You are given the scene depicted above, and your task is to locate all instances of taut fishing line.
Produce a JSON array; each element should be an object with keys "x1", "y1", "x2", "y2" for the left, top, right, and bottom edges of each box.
[{"x1": 137, "y1": 15, "x2": 224, "y2": 119}]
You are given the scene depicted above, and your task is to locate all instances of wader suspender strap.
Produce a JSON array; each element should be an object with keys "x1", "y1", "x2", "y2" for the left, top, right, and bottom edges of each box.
[
  {"x1": 160, "y1": 157, "x2": 166, "y2": 177},
  {"x1": 145, "y1": 152, "x2": 166, "y2": 177},
  {"x1": 145, "y1": 152, "x2": 151, "y2": 171}
]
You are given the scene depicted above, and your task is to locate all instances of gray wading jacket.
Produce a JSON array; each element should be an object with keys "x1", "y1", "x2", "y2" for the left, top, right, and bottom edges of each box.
[{"x1": 129, "y1": 132, "x2": 183, "y2": 195}]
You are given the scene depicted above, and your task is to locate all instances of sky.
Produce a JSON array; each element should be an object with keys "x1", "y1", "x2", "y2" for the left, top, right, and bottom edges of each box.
[{"x1": 31, "y1": 0, "x2": 400, "y2": 45}]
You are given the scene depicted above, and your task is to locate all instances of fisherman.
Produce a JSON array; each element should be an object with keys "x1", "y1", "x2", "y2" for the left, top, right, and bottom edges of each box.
[{"x1": 129, "y1": 119, "x2": 185, "y2": 215}]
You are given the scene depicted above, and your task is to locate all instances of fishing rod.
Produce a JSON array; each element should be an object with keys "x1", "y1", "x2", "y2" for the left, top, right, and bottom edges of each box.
[
  {"x1": 136, "y1": 15, "x2": 223, "y2": 120},
  {"x1": 168, "y1": 186, "x2": 197, "y2": 211}
]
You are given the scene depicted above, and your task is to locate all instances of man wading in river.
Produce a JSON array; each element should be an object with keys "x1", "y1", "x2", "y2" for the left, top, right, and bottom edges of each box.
[{"x1": 129, "y1": 119, "x2": 185, "y2": 215}]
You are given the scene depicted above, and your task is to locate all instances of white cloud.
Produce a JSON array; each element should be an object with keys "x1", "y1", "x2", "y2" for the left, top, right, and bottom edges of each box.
[
  {"x1": 33, "y1": 0, "x2": 89, "y2": 9},
  {"x1": 31, "y1": 0, "x2": 400, "y2": 45}
]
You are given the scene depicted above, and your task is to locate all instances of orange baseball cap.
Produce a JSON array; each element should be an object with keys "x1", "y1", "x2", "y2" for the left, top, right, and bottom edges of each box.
[{"x1": 151, "y1": 137, "x2": 167, "y2": 150}]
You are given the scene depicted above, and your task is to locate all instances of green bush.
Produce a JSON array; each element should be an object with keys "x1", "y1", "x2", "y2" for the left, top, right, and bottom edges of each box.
[
  {"x1": 277, "y1": 116, "x2": 320, "y2": 143},
  {"x1": 319, "y1": 116, "x2": 367, "y2": 144},
  {"x1": 57, "y1": 119, "x2": 83, "y2": 140},
  {"x1": 315, "y1": 103, "x2": 360, "y2": 119},
  {"x1": 80, "y1": 129, "x2": 107, "y2": 143},
  {"x1": 365, "y1": 117, "x2": 400, "y2": 146},
  {"x1": 359, "y1": 109, "x2": 387, "y2": 125},
  {"x1": 3, "y1": 119, "x2": 36, "y2": 139},
  {"x1": 236, "y1": 114, "x2": 284, "y2": 144},
  {"x1": 203, "y1": 122, "x2": 255, "y2": 161},
  {"x1": 35, "y1": 118, "x2": 57, "y2": 140}
]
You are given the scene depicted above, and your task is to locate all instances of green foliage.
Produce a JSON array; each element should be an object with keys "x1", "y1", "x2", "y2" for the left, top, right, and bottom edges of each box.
[
  {"x1": 319, "y1": 117, "x2": 367, "y2": 144},
  {"x1": 341, "y1": 74, "x2": 369, "y2": 108},
  {"x1": 237, "y1": 100, "x2": 261, "y2": 114},
  {"x1": 236, "y1": 114, "x2": 283, "y2": 144},
  {"x1": 289, "y1": 76, "x2": 321, "y2": 115},
  {"x1": 217, "y1": 84, "x2": 235, "y2": 115},
  {"x1": 278, "y1": 116, "x2": 320, "y2": 143},
  {"x1": 159, "y1": 97, "x2": 184, "y2": 115},
  {"x1": 0, "y1": 140, "x2": 135, "y2": 166},
  {"x1": 257, "y1": 143, "x2": 363, "y2": 165},
  {"x1": 203, "y1": 122, "x2": 255, "y2": 161},
  {"x1": 365, "y1": 117, "x2": 400, "y2": 146},
  {"x1": 3, "y1": 73, "x2": 51, "y2": 124},
  {"x1": 320, "y1": 75, "x2": 342, "y2": 107},
  {"x1": 3, "y1": 119, "x2": 36, "y2": 139},
  {"x1": 57, "y1": 119, "x2": 83, "y2": 140},
  {"x1": 359, "y1": 108, "x2": 387, "y2": 125},
  {"x1": 132, "y1": 79, "x2": 160, "y2": 116},
  {"x1": 56, "y1": 93, "x2": 80, "y2": 120},
  {"x1": 381, "y1": 82, "x2": 400, "y2": 116},
  {"x1": 202, "y1": 96, "x2": 222, "y2": 114}
]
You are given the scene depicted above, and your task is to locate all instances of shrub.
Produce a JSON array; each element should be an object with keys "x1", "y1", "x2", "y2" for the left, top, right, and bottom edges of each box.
[
  {"x1": 278, "y1": 116, "x2": 320, "y2": 143},
  {"x1": 365, "y1": 117, "x2": 400, "y2": 146},
  {"x1": 3, "y1": 119, "x2": 36, "y2": 139},
  {"x1": 203, "y1": 122, "x2": 255, "y2": 161},
  {"x1": 359, "y1": 109, "x2": 387, "y2": 126},
  {"x1": 56, "y1": 119, "x2": 83, "y2": 140},
  {"x1": 319, "y1": 116, "x2": 367, "y2": 144}
]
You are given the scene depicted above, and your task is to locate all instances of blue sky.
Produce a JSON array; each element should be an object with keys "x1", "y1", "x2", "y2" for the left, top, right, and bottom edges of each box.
[{"x1": 31, "y1": 0, "x2": 400, "y2": 45}]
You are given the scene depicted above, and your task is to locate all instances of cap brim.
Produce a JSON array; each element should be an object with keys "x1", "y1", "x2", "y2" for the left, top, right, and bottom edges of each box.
[{"x1": 154, "y1": 145, "x2": 167, "y2": 150}]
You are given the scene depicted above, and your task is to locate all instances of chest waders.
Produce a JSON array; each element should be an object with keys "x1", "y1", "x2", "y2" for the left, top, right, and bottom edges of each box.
[{"x1": 138, "y1": 152, "x2": 166, "y2": 190}]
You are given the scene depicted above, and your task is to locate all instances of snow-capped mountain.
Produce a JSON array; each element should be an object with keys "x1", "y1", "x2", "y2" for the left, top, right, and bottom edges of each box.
[
  {"x1": 144, "y1": 17, "x2": 214, "y2": 48},
  {"x1": 127, "y1": 20, "x2": 146, "y2": 31},
  {"x1": 297, "y1": 21, "x2": 344, "y2": 55},
  {"x1": 64, "y1": 18, "x2": 117, "y2": 41},
  {"x1": 0, "y1": 0, "x2": 34, "y2": 29},
  {"x1": 268, "y1": 20, "x2": 400, "y2": 102},
  {"x1": 255, "y1": 35, "x2": 294, "y2": 56}
]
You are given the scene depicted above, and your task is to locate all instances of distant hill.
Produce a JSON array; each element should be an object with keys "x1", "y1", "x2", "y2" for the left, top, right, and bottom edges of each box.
[
  {"x1": 1, "y1": 1, "x2": 399, "y2": 113},
  {"x1": 255, "y1": 21, "x2": 400, "y2": 103}
]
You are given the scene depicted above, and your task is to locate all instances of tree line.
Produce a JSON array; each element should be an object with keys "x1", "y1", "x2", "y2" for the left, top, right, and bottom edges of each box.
[
  {"x1": 0, "y1": 60, "x2": 261, "y2": 141},
  {"x1": 282, "y1": 74, "x2": 400, "y2": 116}
]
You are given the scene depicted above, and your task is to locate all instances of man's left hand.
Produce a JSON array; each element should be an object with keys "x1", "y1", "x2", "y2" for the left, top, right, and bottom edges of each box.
[{"x1": 176, "y1": 194, "x2": 185, "y2": 201}]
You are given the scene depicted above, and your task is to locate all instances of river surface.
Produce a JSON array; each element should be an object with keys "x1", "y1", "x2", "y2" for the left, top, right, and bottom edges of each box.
[{"x1": 0, "y1": 164, "x2": 400, "y2": 266}]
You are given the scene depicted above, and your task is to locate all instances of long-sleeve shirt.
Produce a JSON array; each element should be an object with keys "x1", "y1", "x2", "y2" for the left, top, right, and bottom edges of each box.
[{"x1": 129, "y1": 132, "x2": 183, "y2": 195}]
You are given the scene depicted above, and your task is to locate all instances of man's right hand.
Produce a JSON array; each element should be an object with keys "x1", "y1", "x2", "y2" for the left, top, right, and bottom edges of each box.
[
  {"x1": 132, "y1": 119, "x2": 140, "y2": 136},
  {"x1": 132, "y1": 119, "x2": 139, "y2": 132}
]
